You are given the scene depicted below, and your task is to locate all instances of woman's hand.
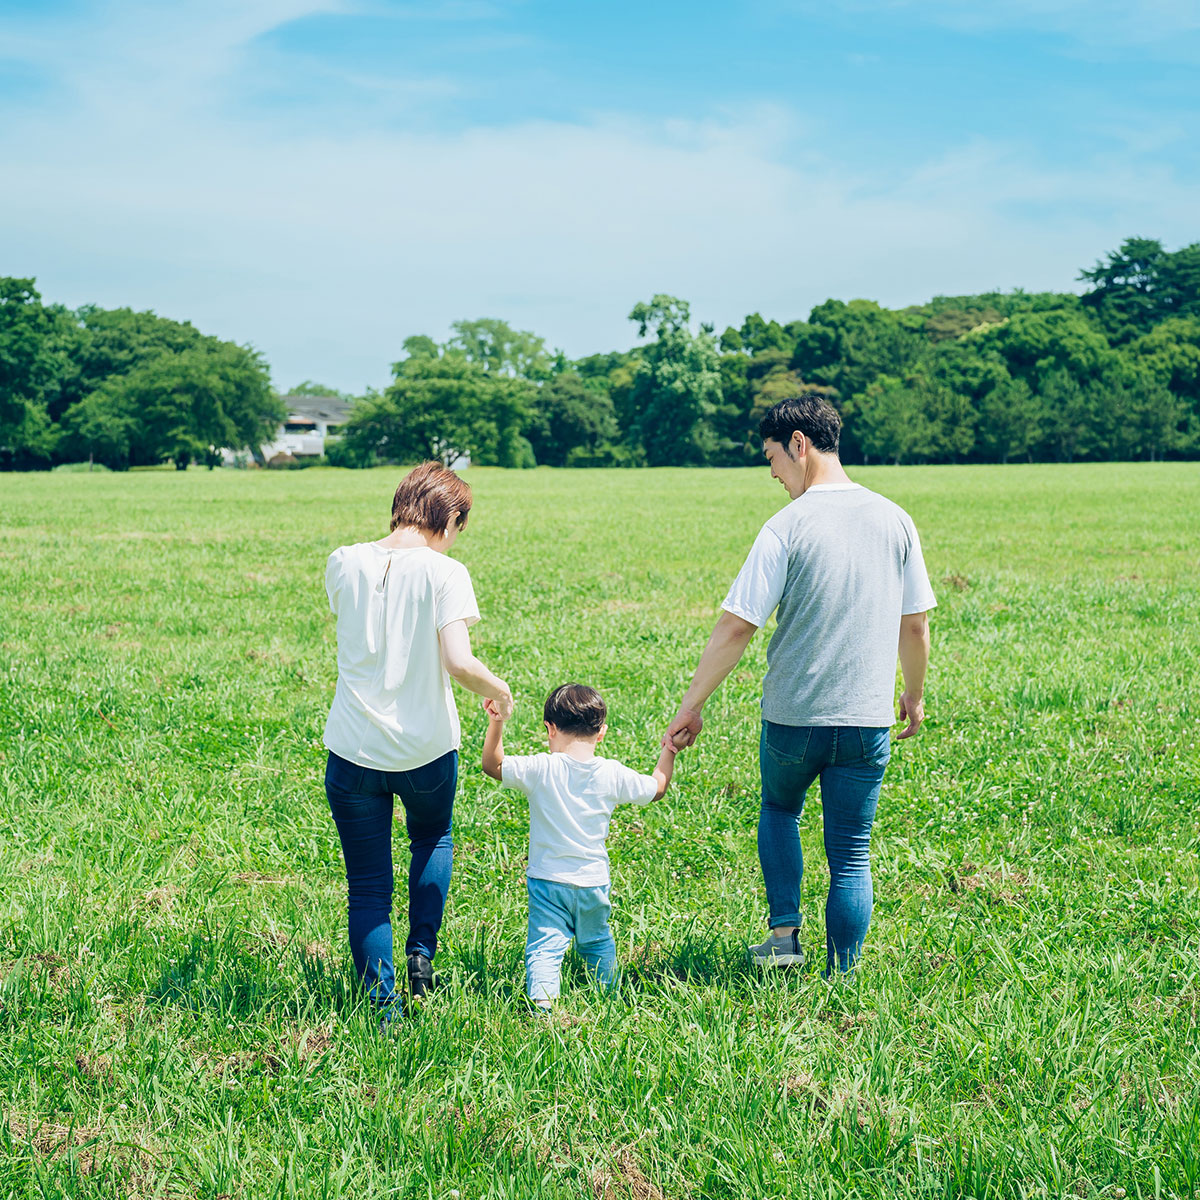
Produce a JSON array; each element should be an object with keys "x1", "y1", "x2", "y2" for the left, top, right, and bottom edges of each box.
[
  {"x1": 492, "y1": 686, "x2": 514, "y2": 721},
  {"x1": 440, "y1": 621, "x2": 513, "y2": 714},
  {"x1": 483, "y1": 694, "x2": 513, "y2": 722}
]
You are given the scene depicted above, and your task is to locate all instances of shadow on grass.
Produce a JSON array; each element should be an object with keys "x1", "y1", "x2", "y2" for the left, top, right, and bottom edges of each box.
[{"x1": 143, "y1": 930, "x2": 362, "y2": 1018}]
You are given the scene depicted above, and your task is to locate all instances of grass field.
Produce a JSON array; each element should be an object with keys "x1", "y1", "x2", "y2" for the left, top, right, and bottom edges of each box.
[{"x1": 1, "y1": 462, "x2": 1198, "y2": 1200}]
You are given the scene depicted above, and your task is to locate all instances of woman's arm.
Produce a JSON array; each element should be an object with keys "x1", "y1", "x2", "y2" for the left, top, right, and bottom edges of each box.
[{"x1": 439, "y1": 620, "x2": 514, "y2": 718}]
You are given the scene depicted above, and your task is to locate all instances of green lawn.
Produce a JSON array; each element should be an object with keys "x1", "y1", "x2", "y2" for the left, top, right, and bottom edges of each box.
[{"x1": 1, "y1": 463, "x2": 1197, "y2": 1199}]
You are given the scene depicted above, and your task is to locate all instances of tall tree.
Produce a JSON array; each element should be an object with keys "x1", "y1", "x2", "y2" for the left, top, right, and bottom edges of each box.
[
  {"x1": 792, "y1": 299, "x2": 925, "y2": 403},
  {"x1": 526, "y1": 372, "x2": 619, "y2": 467},
  {"x1": 626, "y1": 295, "x2": 730, "y2": 466},
  {"x1": 342, "y1": 349, "x2": 533, "y2": 468},
  {"x1": 61, "y1": 341, "x2": 279, "y2": 469},
  {"x1": 0, "y1": 278, "x2": 64, "y2": 466},
  {"x1": 48, "y1": 305, "x2": 207, "y2": 422},
  {"x1": 449, "y1": 318, "x2": 551, "y2": 381}
]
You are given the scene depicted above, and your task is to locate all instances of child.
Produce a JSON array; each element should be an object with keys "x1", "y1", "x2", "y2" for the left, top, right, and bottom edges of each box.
[{"x1": 482, "y1": 683, "x2": 676, "y2": 1012}]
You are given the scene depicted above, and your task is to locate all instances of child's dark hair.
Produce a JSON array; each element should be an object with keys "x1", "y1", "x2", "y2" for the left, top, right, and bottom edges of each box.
[{"x1": 543, "y1": 683, "x2": 606, "y2": 736}]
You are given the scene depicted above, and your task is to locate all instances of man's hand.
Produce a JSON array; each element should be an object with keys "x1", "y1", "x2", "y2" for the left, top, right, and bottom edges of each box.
[
  {"x1": 665, "y1": 706, "x2": 704, "y2": 750},
  {"x1": 896, "y1": 692, "x2": 924, "y2": 739},
  {"x1": 483, "y1": 697, "x2": 507, "y2": 722}
]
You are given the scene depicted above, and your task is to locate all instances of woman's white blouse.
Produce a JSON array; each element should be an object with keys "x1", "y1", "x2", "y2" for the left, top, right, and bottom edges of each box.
[{"x1": 322, "y1": 543, "x2": 480, "y2": 771}]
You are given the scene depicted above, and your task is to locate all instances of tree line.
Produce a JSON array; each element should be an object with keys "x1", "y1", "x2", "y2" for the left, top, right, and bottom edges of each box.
[{"x1": 2, "y1": 236, "x2": 1197, "y2": 471}]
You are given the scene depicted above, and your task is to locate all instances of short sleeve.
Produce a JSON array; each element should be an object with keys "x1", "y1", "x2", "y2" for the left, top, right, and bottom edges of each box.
[
  {"x1": 902, "y1": 526, "x2": 938, "y2": 615},
  {"x1": 501, "y1": 753, "x2": 547, "y2": 794},
  {"x1": 607, "y1": 760, "x2": 658, "y2": 807},
  {"x1": 721, "y1": 523, "x2": 788, "y2": 628},
  {"x1": 325, "y1": 549, "x2": 343, "y2": 616},
  {"x1": 436, "y1": 559, "x2": 481, "y2": 631}
]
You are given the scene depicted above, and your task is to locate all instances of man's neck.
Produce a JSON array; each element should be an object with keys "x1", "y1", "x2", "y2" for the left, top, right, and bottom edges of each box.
[{"x1": 800, "y1": 453, "x2": 852, "y2": 495}]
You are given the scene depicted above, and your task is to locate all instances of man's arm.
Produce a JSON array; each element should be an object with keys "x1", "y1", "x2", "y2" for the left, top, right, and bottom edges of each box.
[
  {"x1": 896, "y1": 610, "x2": 930, "y2": 740},
  {"x1": 666, "y1": 610, "x2": 759, "y2": 748},
  {"x1": 482, "y1": 702, "x2": 505, "y2": 780}
]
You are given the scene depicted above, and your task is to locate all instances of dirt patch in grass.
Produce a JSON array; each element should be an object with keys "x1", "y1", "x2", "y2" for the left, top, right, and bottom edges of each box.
[
  {"x1": 205, "y1": 1023, "x2": 333, "y2": 1081},
  {"x1": 591, "y1": 1148, "x2": 666, "y2": 1200},
  {"x1": 75, "y1": 1053, "x2": 115, "y2": 1084},
  {"x1": 21, "y1": 951, "x2": 72, "y2": 984},
  {"x1": 946, "y1": 862, "x2": 1032, "y2": 904},
  {"x1": 135, "y1": 886, "x2": 178, "y2": 911},
  {"x1": 4, "y1": 1114, "x2": 158, "y2": 1186},
  {"x1": 249, "y1": 929, "x2": 333, "y2": 962},
  {"x1": 8, "y1": 1115, "x2": 102, "y2": 1174}
]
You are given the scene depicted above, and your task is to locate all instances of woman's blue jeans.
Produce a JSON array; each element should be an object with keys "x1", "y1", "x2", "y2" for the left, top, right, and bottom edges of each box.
[
  {"x1": 325, "y1": 749, "x2": 457, "y2": 1007},
  {"x1": 758, "y1": 722, "x2": 891, "y2": 975}
]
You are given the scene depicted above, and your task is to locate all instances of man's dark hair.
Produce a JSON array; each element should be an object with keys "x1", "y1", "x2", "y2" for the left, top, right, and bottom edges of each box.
[
  {"x1": 759, "y1": 394, "x2": 841, "y2": 456},
  {"x1": 543, "y1": 683, "x2": 607, "y2": 736}
]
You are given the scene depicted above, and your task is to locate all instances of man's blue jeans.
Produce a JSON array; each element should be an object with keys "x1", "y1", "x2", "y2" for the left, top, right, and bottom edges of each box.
[
  {"x1": 525, "y1": 877, "x2": 618, "y2": 1002},
  {"x1": 325, "y1": 749, "x2": 457, "y2": 1007},
  {"x1": 758, "y1": 722, "x2": 891, "y2": 975}
]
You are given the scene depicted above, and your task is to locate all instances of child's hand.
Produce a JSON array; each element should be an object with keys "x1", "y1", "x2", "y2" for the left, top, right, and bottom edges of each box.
[{"x1": 483, "y1": 697, "x2": 506, "y2": 722}]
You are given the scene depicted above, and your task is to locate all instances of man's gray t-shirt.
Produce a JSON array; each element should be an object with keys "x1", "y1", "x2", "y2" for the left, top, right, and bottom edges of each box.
[{"x1": 722, "y1": 483, "x2": 936, "y2": 727}]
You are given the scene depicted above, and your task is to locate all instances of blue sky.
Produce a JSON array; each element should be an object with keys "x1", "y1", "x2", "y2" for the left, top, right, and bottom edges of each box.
[{"x1": 1, "y1": 0, "x2": 1197, "y2": 393}]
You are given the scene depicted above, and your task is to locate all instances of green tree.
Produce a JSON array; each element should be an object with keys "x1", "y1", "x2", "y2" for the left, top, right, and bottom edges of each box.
[
  {"x1": 1128, "y1": 317, "x2": 1200, "y2": 426},
  {"x1": 449, "y1": 318, "x2": 551, "y2": 381},
  {"x1": 48, "y1": 305, "x2": 207, "y2": 423},
  {"x1": 850, "y1": 375, "x2": 939, "y2": 465},
  {"x1": 287, "y1": 380, "x2": 351, "y2": 399},
  {"x1": 1080, "y1": 236, "x2": 1168, "y2": 340},
  {"x1": 526, "y1": 372, "x2": 619, "y2": 467},
  {"x1": 792, "y1": 300, "x2": 925, "y2": 403},
  {"x1": 61, "y1": 342, "x2": 279, "y2": 469},
  {"x1": 626, "y1": 295, "x2": 731, "y2": 465},
  {"x1": 342, "y1": 349, "x2": 533, "y2": 468},
  {"x1": 0, "y1": 278, "x2": 64, "y2": 467}
]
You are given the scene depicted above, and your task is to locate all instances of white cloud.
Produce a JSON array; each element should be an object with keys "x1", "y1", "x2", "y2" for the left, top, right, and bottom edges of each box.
[{"x1": 2, "y1": 2, "x2": 1197, "y2": 392}]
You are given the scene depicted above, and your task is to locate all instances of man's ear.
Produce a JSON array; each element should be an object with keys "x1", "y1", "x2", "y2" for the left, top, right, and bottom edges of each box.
[
  {"x1": 790, "y1": 429, "x2": 806, "y2": 458},
  {"x1": 596, "y1": 723, "x2": 608, "y2": 743}
]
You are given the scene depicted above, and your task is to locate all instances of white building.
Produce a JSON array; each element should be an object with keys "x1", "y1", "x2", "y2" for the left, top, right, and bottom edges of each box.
[
  {"x1": 259, "y1": 394, "x2": 353, "y2": 462},
  {"x1": 222, "y1": 393, "x2": 353, "y2": 465},
  {"x1": 223, "y1": 391, "x2": 470, "y2": 469}
]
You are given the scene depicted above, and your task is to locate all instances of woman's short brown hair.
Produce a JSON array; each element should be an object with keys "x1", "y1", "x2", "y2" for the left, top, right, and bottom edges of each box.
[{"x1": 390, "y1": 462, "x2": 472, "y2": 534}]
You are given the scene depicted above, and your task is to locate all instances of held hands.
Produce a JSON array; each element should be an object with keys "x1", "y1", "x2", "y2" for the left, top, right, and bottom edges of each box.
[
  {"x1": 663, "y1": 706, "x2": 703, "y2": 751},
  {"x1": 484, "y1": 689, "x2": 514, "y2": 723},
  {"x1": 896, "y1": 691, "x2": 924, "y2": 739}
]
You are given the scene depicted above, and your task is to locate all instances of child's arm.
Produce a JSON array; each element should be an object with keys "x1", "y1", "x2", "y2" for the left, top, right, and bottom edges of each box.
[
  {"x1": 651, "y1": 741, "x2": 677, "y2": 800},
  {"x1": 481, "y1": 699, "x2": 506, "y2": 781}
]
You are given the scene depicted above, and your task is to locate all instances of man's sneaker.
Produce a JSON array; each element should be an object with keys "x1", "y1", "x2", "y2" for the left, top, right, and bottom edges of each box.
[
  {"x1": 406, "y1": 953, "x2": 435, "y2": 999},
  {"x1": 749, "y1": 929, "x2": 804, "y2": 968}
]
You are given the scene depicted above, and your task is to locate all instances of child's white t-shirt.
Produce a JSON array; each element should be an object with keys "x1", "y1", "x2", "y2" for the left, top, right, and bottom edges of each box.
[{"x1": 500, "y1": 752, "x2": 658, "y2": 887}]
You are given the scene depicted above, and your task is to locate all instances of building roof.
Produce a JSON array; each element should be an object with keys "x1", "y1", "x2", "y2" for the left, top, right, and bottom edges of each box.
[{"x1": 278, "y1": 394, "x2": 354, "y2": 423}]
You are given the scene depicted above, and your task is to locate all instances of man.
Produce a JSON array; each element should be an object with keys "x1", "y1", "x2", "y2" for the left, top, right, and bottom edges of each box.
[{"x1": 666, "y1": 395, "x2": 935, "y2": 976}]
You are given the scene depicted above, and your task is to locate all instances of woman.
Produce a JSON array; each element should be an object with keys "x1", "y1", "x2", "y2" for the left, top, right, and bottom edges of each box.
[{"x1": 322, "y1": 461, "x2": 512, "y2": 1013}]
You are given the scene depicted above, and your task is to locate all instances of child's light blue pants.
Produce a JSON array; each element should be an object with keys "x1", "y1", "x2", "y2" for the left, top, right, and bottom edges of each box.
[{"x1": 526, "y1": 876, "x2": 617, "y2": 1001}]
